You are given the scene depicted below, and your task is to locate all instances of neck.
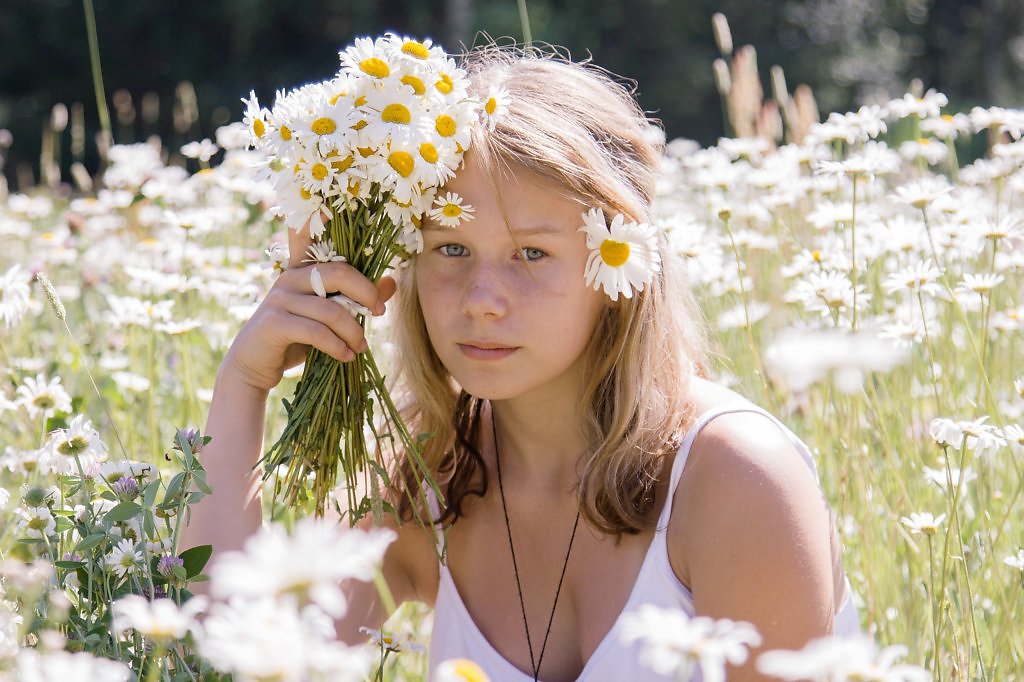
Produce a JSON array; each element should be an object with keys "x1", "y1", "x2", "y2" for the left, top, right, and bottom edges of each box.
[{"x1": 488, "y1": 393, "x2": 590, "y2": 493}]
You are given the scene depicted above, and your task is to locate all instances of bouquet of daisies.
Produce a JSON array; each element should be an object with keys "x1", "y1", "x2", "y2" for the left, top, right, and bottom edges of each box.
[{"x1": 243, "y1": 34, "x2": 494, "y2": 519}]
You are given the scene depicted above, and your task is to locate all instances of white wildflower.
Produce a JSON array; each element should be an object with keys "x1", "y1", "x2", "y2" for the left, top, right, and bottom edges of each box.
[
  {"x1": 112, "y1": 594, "x2": 207, "y2": 642},
  {"x1": 620, "y1": 605, "x2": 761, "y2": 682},
  {"x1": 757, "y1": 635, "x2": 930, "y2": 681},
  {"x1": 209, "y1": 519, "x2": 395, "y2": 617}
]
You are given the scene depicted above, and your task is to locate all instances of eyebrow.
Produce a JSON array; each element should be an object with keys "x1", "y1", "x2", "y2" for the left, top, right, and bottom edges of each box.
[{"x1": 421, "y1": 222, "x2": 567, "y2": 236}]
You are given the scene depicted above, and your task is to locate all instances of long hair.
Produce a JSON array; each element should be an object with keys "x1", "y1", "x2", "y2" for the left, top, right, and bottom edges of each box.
[{"x1": 392, "y1": 44, "x2": 710, "y2": 536}]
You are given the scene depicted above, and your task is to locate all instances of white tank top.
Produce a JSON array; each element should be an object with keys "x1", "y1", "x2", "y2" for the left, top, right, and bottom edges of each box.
[{"x1": 426, "y1": 403, "x2": 860, "y2": 681}]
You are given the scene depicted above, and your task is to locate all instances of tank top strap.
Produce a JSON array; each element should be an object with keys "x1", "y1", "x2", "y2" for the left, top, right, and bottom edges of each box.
[{"x1": 657, "y1": 402, "x2": 808, "y2": 529}]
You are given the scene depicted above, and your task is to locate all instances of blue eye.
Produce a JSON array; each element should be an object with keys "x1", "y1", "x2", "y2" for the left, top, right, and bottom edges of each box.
[
  {"x1": 518, "y1": 247, "x2": 546, "y2": 262},
  {"x1": 439, "y1": 244, "x2": 468, "y2": 257}
]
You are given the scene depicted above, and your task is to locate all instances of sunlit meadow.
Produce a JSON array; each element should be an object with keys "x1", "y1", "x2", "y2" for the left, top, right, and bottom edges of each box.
[{"x1": 2, "y1": 48, "x2": 1024, "y2": 682}]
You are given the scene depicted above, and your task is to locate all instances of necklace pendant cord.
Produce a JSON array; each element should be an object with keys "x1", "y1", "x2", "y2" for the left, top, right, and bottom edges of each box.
[{"x1": 493, "y1": 416, "x2": 583, "y2": 682}]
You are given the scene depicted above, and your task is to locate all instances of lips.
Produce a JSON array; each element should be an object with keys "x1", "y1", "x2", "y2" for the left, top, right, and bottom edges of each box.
[{"x1": 458, "y1": 342, "x2": 519, "y2": 360}]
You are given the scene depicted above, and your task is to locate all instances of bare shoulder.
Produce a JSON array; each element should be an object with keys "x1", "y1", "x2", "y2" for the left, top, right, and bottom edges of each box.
[{"x1": 668, "y1": 380, "x2": 837, "y2": 654}]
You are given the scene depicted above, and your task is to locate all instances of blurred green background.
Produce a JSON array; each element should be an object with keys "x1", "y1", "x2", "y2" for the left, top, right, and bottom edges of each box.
[{"x1": 2, "y1": 0, "x2": 1023, "y2": 191}]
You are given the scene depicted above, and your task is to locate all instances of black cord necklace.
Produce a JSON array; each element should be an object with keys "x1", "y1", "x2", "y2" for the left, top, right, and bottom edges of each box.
[{"x1": 492, "y1": 416, "x2": 582, "y2": 682}]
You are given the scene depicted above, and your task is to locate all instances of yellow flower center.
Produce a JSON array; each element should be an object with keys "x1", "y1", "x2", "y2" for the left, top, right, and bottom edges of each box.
[
  {"x1": 279, "y1": 125, "x2": 292, "y2": 140},
  {"x1": 448, "y1": 659, "x2": 488, "y2": 682},
  {"x1": 311, "y1": 163, "x2": 328, "y2": 181},
  {"x1": 32, "y1": 395, "x2": 56, "y2": 409},
  {"x1": 401, "y1": 41, "x2": 430, "y2": 59},
  {"x1": 58, "y1": 435, "x2": 90, "y2": 456},
  {"x1": 252, "y1": 118, "x2": 265, "y2": 138},
  {"x1": 381, "y1": 103, "x2": 412, "y2": 125},
  {"x1": 311, "y1": 117, "x2": 337, "y2": 136},
  {"x1": 358, "y1": 146, "x2": 376, "y2": 158},
  {"x1": 419, "y1": 142, "x2": 438, "y2": 164},
  {"x1": 941, "y1": 114, "x2": 954, "y2": 122},
  {"x1": 329, "y1": 92, "x2": 346, "y2": 105},
  {"x1": 443, "y1": 204, "x2": 462, "y2": 218},
  {"x1": 300, "y1": 188, "x2": 312, "y2": 200},
  {"x1": 388, "y1": 151, "x2": 415, "y2": 178},
  {"x1": 485, "y1": 97, "x2": 498, "y2": 115},
  {"x1": 435, "y1": 73, "x2": 454, "y2": 94},
  {"x1": 918, "y1": 137, "x2": 931, "y2": 145},
  {"x1": 331, "y1": 155, "x2": 354, "y2": 172},
  {"x1": 435, "y1": 115, "x2": 456, "y2": 137},
  {"x1": 600, "y1": 240, "x2": 631, "y2": 267},
  {"x1": 401, "y1": 75, "x2": 426, "y2": 95},
  {"x1": 360, "y1": 57, "x2": 390, "y2": 79},
  {"x1": 351, "y1": 119, "x2": 368, "y2": 131}
]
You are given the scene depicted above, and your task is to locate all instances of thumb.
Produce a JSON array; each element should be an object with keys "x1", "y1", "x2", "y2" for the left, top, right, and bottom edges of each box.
[{"x1": 286, "y1": 218, "x2": 317, "y2": 268}]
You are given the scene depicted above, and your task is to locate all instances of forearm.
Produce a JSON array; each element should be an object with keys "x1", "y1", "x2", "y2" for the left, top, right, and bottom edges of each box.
[{"x1": 180, "y1": 360, "x2": 268, "y2": 557}]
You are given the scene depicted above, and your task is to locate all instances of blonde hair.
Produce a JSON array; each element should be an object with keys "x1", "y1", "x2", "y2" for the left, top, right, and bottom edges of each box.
[{"x1": 393, "y1": 44, "x2": 710, "y2": 535}]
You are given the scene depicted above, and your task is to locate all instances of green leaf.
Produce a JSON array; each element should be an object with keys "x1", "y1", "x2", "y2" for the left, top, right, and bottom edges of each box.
[
  {"x1": 54, "y1": 560, "x2": 86, "y2": 569},
  {"x1": 164, "y1": 471, "x2": 186, "y2": 501},
  {"x1": 192, "y1": 471, "x2": 212, "y2": 495},
  {"x1": 180, "y1": 545, "x2": 213, "y2": 579},
  {"x1": 75, "y1": 532, "x2": 107, "y2": 552},
  {"x1": 103, "y1": 501, "x2": 142, "y2": 524},
  {"x1": 142, "y1": 479, "x2": 161, "y2": 508}
]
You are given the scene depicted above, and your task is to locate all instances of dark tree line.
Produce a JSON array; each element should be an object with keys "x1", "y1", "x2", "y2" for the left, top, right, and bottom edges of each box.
[{"x1": 1, "y1": 0, "x2": 1022, "y2": 190}]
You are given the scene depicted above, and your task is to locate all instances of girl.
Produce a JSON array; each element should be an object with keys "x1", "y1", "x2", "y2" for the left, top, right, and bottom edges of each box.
[{"x1": 184, "y1": 46, "x2": 858, "y2": 681}]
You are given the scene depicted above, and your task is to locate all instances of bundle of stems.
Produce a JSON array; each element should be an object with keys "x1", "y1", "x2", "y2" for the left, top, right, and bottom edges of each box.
[{"x1": 261, "y1": 192, "x2": 435, "y2": 521}]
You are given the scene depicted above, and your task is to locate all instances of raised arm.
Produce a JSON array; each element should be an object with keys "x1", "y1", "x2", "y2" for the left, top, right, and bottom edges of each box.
[{"x1": 179, "y1": 225, "x2": 403, "y2": 643}]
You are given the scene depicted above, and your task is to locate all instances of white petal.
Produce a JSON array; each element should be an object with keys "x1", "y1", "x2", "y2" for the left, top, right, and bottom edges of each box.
[{"x1": 310, "y1": 267, "x2": 327, "y2": 298}]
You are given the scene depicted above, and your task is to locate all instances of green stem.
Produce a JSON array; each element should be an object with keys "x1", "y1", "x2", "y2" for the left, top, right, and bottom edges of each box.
[
  {"x1": 82, "y1": 0, "x2": 113, "y2": 148},
  {"x1": 517, "y1": 0, "x2": 533, "y2": 48}
]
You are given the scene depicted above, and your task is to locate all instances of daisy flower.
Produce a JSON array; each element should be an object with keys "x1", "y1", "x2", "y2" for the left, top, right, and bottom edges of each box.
[
  {"x1": 384, "y1": 33, "x2": 446, "y2": 70},
  {"x1": 886, "y1": 89, "x2": 949, "y2": 120},
  {"x1": 481, "y1": 85, "x2": 511, "y2": 130},
  {"x1": 757, "y1": 635, "x2": 930, "y2": 681},
  {"x1": 271, "y1": 179, "x2": 331, "y2": 237},
  {"x1": 891, "y1": 177, "x2": 953, "y2": 210},
  {"x1": 294, "y1": 153, "x2": 342, "y2": 196},
  {"x1": 112, "y1": 594, "x2": 207, "y2": 642},
  {"x1": 900, "y1": 511, "x2": 945, "y2": 536},
  {"x1": 15, "y1": 373, "x2": 72, "y2": 418},
  {"x1": 15, "y1": 506, "x2": 56, "y2": 539},
  {"x1": 340, "y1": 35, "x2": 395, "y2": 81},
  {"x1": 430, "y1": 102, "x2": 476, "y2": 153},
  {"x1": 921, "y1": 112, "x2": 971, "y2": 139},
  {"x1": 0, "y1": 264, "x2": 31, "y2": 329},
  {"x1": 619, "y1": 605, "x2": 761, "y2": 682},
  {"x1": 958, "y1": 272, "x2": 1004, "y2": 295},
  {"x1": 241, "y1": 90, "x2": 270, "y2": 146},
  {"x1": 44, "y1": 414, "x2": 108, "y2": 467},
  {"x1": 429, "y1": 192, "x2": 475, "y2": 227},
  {"x1": 436, "y1": 659, "x2": 490, "y2": 682},
  {"x1": 1005, "y1": 549, "x2": 1024, "y2": 571},
  {"x1": 303, "y1": 239, "x2": 348, "y2": 264},
  {"x1": 106, "y1": 539, "x2": 143, "y2": 579},
  {"x1": 579, "y1": 208, "x2": 661, "y2": 302},
  {"x1": 264, "y1": 243, "x2": 289, "y2": 277},
  {"x1": 882, "y1": 261, "x2": 943, "y2": 298},
  {"x1": 359, "y1": 626, "x2": 426, "y2": 654},
  {"x1": 209, "y1": 518, "x2": 396, "y2": 618},
  {"x1": 360, "y1": 85, "x2": 432, "y2": 149}
]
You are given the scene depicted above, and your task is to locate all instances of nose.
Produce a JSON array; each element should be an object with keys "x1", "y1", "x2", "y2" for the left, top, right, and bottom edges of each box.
[{"x1": 461, "y1": 261, "x2": 508, "y2": 319}]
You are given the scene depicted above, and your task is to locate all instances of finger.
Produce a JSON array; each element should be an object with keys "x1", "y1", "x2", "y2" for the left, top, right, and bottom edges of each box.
[
  {"x1": 286, "y1": 218, "x2": 316, "y2": 269},
  {"x1": 277, "y1": 263, "x2": 383, "y2": 314},
  {"x1": 281, "y1": 291, "x2": 369, "y2": 353},
  {"x1": 375, "y1": 276, "x2": 398, "y2": 314},
  {"x1": 282, "y1": 314, "x2": 357, "y2": 362}
]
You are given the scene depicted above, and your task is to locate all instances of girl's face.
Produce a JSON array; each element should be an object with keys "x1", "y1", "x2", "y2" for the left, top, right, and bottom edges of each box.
[{"x1": 415, "y1": 155, "x2": 606, "y2": 406}]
